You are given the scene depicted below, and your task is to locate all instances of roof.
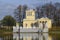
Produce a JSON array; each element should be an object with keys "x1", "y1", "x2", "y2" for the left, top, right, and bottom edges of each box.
[{"x1": 37, "y1": 17, "x2": 51, "y2": 21}]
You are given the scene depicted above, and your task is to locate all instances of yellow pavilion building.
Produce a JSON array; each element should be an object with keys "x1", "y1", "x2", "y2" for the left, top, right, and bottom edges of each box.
[{"x1": 23, "y1": 9, "x2": 52, "y2": 29}]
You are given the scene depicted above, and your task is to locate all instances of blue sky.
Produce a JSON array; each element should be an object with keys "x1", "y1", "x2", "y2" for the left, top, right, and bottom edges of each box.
[{"x1": 0, "y1": 0, "x2": 60, "y2": 20}]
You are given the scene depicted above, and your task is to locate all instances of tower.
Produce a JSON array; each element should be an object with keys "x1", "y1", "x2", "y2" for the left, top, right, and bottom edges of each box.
[
  {"x1": 26, "y1": 9, "x2": 36, "y2": 20},
  {"x1": 23, "y1": 9, "x2": 36, "y2": 27}
]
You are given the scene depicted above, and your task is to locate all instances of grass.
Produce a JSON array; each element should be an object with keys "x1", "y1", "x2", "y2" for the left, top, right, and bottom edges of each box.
[
  {"x1": 49, "y1": 27, "x2": 60, "y2": 32},
  {"x1": 0, "y1": 26, "x2": 13, "y2": 35}
]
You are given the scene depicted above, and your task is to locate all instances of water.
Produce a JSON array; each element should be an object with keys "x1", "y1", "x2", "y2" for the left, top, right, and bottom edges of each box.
[
  {"x1": 0, "y1": 33, "x2": 60, "y2": 40},
  {"x1": 0, "y1": 34, "x2": 13, "y2": 40}
]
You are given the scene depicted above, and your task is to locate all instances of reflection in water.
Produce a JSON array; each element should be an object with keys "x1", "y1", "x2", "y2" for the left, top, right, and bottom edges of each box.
[
  {"x1": 13, "y1": 33, "x2": 52, "y2": 40},
  {"x1": 0, "y1": 33, "x2": 60, "y2": 40},
  {"x1": 0, "y1": 34, "x2": 13, "y2": 40}
]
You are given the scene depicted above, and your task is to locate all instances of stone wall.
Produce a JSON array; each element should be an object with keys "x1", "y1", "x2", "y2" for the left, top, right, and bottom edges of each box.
[{"x1": 13, "y1": 26, "x2": 48, "y2": 32}]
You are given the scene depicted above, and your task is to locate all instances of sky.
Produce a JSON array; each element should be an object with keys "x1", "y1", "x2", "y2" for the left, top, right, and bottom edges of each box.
[{"x1": 0, "y1": 0, "x2": 60, "y2": 20}]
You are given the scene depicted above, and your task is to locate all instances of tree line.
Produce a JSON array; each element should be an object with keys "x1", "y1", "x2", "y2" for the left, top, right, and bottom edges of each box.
[
  {"x1": 0, "y1": 15, "x2": 16, "y2": 27},
  {"x1": 14, "y1": 2, "x2": 60, "y2": 27},
  {"x1": 1, "y1": 2, "x2": 60, "y2": 27}
]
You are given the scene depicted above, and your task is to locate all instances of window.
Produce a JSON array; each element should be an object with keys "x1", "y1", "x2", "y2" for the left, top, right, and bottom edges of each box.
[
  {"x1": 31, "y1": 23, "x2": 33, "y2": 27},
  {"x1": 27, "y1": 12, "x2": 32, "y2": 16},
  {"x1": 26, "y1": 24, "x2": 27, "y2": 27},
  {"x1": 40, "y1": 21, "x2": 41, "y2": 23},
  {"x1": 45, "y1": 21, "x2": 47, "y2": 23},
  {"x1": 42, "y1": 21, "x2": 44, "y2": 23}
]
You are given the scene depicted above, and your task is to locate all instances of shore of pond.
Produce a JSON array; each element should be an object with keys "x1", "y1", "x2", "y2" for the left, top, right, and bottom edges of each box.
[
  {"x1": 0, "y1": 27, "x2": 60, "y2": 35},
  {"x1": 49, "y1": 27, "x2": 60, "y2": 32}
]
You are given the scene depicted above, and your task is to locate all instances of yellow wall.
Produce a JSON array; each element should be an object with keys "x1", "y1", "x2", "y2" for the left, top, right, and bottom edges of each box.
[
  {"x1": 26, "y1": 9, "x2": 35, "y2": 20},
  {"x1": 23, "y1": 20, "x2": 36, "y2": 28},
  {"x1": 38, "y1": 17, "x2": 52, "y2": 28},
  {"x1": 16, "y1": 22, "x2": 19, "y2": 27},
  {"x1": 48, "y1": 36, "x2": 52, "y2": 40},
  {"x1": 23, "y1": 9, "x2": 36, "y2": 28},
  {"x1": 23, "y1": 9, "x2": 52, "y2": 29}
]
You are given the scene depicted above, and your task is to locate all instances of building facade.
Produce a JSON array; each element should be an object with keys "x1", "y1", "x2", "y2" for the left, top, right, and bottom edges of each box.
[
  {"x1": 13, "y1": 9, "x2": 52, "y2": 32},
  {"x1": 23, "y1": 9, "x2": 52, "y2": 29}
]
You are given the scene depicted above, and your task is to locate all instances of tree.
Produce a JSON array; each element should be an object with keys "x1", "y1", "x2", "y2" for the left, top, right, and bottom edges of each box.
[
  {"x1": 14, "y1": 5, "x2": 28, "y2": 26},
  {"x1": 2, "y1": 15, "x2": 16, "y2": 26}
]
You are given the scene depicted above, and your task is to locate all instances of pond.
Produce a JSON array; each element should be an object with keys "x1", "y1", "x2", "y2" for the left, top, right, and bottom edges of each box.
[{"x1": 0, "y1": 33, "x2": 60, "y2": 40}]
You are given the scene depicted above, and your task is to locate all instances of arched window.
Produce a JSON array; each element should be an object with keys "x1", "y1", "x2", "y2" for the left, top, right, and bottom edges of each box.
[
  {"x1": 26, "y1": 24, "x2": 27, "y2": 27},
  {"x1": 27, "y1": 12, "x2": 32, "y2": 16},
  {"x1": 42, "y1": 21, "x2": 45, "y2": 29},
  {"x1": 45, "y1": 21, "x2": 47, "y2": 23},
  {"x1": 34, "y1": 22, "x2": 38, "y2": 27},
  {"x1": 40, "y1": 21, "x2": 41, "y2": 23},
  {"x1": 42, "y1": 21, "x2": 44, "y2": 23},
  {"x1": 31, "y1": 23, "x2": 33, "y2": 27}
]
